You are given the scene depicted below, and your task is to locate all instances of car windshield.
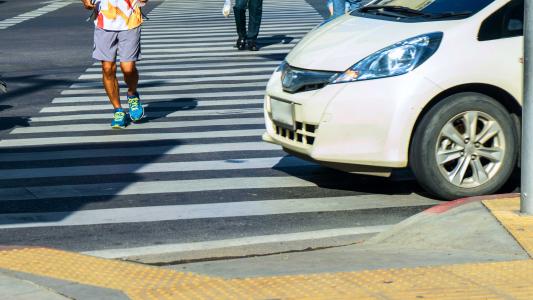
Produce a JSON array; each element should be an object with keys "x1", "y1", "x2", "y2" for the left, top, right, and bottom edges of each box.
[{"x1": 365, "y1": 0, "x2": 495, "y2": 15}]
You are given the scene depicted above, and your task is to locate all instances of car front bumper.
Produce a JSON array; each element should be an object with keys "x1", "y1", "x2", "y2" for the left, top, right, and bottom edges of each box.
[{"x1": 263, "y1": 70, "x2": 443, "y2": 173}]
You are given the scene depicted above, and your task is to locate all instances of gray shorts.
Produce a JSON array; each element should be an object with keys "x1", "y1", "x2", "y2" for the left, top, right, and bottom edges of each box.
[{"x1": 93, "y1": 26, "x2": 142, "y2": 62}]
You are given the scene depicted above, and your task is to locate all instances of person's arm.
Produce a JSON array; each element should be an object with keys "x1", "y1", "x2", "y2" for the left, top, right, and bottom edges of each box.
[{"x1": 81, "y1": 0, "x2": 95, "y2": 10}]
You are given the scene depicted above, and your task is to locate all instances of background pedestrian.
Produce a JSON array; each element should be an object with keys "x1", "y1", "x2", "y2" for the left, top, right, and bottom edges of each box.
[{"x1": 234, "y1": 0, "x2": 263, "y2": 51}]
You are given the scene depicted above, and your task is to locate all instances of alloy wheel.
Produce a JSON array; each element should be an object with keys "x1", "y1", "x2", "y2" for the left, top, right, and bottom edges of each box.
[{"x1": 435, "y1": 111, "x2": 506, "y2": 188}]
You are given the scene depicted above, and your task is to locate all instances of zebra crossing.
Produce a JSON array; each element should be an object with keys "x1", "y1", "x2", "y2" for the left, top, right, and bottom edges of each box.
[
  {"x1": 0, "y1": 0, "x2": 441, "y2": 257},
  {"x1": 0, "y1": 1, "x2": 72, "y2": 30}
]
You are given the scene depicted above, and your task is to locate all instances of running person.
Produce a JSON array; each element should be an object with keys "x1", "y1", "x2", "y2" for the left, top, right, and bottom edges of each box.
[{"x1": 81, "y1": 0, "x2": 147, "y2": 128}]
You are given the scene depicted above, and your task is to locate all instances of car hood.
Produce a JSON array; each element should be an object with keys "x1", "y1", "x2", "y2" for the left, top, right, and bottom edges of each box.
[{"x1": 286, "y1": 15, "x2": 460, "y2": 72}]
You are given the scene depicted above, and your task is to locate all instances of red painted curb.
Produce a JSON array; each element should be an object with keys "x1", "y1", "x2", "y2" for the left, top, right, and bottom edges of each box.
[{"x1": 425, "y1": 193, "x2": 519, "y2": 214}]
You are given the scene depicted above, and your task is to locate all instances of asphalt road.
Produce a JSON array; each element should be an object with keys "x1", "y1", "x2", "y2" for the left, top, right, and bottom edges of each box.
[{"x1": 0, "y1": 0, "x2": 443, "y2": 260}]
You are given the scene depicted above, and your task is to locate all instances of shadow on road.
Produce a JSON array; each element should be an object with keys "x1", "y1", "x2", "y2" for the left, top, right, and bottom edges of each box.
[
  {"x1": 0, "y1": 105, "x2": 30, "y2": 132},
  {"x1": 0, "y1": 97, "x2": 199, "y2": 226}
]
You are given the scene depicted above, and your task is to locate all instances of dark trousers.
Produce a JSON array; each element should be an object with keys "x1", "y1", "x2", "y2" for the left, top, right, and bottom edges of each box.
[{"x1": 234, "y1": 0, "x2": 263, "y2": 41}]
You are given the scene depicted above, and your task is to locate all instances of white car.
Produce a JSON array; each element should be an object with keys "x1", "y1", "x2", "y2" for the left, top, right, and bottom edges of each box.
[{"x1": 263, "y1": 0, "x2": 523, "y2": 200}]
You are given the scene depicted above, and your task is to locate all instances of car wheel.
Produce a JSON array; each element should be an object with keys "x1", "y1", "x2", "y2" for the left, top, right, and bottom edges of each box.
[{"x1": 410, "y1": 92, "x2": 519, "y2": 200}]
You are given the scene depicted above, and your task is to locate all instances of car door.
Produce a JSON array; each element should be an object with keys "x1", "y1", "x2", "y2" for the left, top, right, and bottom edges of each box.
[{"x1": 478, "y1": 0, "x2": 524, "y2": 104}]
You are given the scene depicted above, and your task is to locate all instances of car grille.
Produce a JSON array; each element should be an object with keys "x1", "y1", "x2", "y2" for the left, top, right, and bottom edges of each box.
[
  {"x1": 281, "y1": 65, "x2": 338, "y2": 94},
  {"x1": 274, "y1": 121, "x2": 317, "y2": 146}
]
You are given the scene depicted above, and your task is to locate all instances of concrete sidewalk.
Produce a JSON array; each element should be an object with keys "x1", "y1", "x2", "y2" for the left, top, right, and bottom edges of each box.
[{"x1": 1, "y1": 194, "x2": 532, "y2": 299}]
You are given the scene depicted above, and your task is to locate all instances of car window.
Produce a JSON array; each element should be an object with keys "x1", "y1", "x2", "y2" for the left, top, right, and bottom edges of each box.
[
  {"x1": 478, "y1": 0, "x2": 524, "y2": 41},
  {"x1": 367, "y1": 0, "x2": 495, "y2": 15}
]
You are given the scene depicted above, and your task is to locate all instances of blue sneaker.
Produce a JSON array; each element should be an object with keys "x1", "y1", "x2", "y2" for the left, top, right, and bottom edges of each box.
[
  {"x1": 110, "y1": 108, "x2": 127, "y2": 129},
  {"x1": 127, "y1": 93, "x2": 145, "y2": 122}
]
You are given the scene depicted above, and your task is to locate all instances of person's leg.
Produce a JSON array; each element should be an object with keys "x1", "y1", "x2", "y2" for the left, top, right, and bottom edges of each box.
[
  {"x1": 118, "y1": 26, "x2": 145, "y2": 122},
  {"x1": 120, "y1": 61, "x2": 138, "y2": 96},
  {"x1": 101, "y1": 61, "x2": 121, "y2": 109},
  {"x1": 233, "y1": 0, "x2": 248, "y2": 49},
  {"x1": 332, "y1": 0, "x2": 346, "y2": 18},
  {"x1": 247, "y1": 0, "x2": 263, "y2": 50}
]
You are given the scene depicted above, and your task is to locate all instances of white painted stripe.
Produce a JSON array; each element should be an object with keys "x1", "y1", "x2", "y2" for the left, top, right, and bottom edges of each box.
[
  {"x1": 62, "y1": 82, "x2": 267, "y2": 95},
  {"x1": 69, "y1": 75, "x2": 272, "y2": 88},
  {"x1": 0, "y1": 142, "x2": 280, "y2": 162},
  {"x1": 0, "y1": 194, "x2": 439, "y2": 228},
  {"x1": 83, "y1": 60, "x2": 279, "y2": 72},
  {"x1": 0, "y1": 156, "x2": 310, "y2": 180},
  {"x1": 141, "y1": 25, "x2": 316, "y2": 33},
  {"x1": 52, "y1": 91, "x2": 266, "y2": 103},
  {"x1": 142, "y1": 50, "x2": 288, "y2": 59},
  {"x1": 106, "y1": 56, "x2": 280, "y2": 66},
  {"x1": 0, "y1": 2, "x2": 70, "y2": 30},
  {"x1": 40, "y1": 98, "x2": 261, "y2": 113},
  {"x1": 30, "y1": 108, "x2": 262, "y2": 122},
  {"x1": 84, "y1": 226, "x2": 391, "y2": 259},
  {"x1": 141, "y1": 40, "x2": 296, "y2": 48},
  {"x1": 12, "y1": 117, "x2": 264, "y2": 134},
  {"x1": 0, "y1": 129, "x2": 264, "y2": 148},
  {"x1": 78, "y1": 67, "x2": 275, "y2": 79},
  {"x1": 140, "y1": 30, "x2": 310, "y2": 38},
  {"x1": 0, "y1": 176, "x2": 316, "y2": 201},
  {"x1": 141, "y1": 43, "x2": 294, "y2": 54}
]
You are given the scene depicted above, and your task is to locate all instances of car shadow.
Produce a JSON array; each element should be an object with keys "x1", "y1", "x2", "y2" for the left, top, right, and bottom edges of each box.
[{"x1": 271, "y1": 155, "x2": 437, "y2": 198}]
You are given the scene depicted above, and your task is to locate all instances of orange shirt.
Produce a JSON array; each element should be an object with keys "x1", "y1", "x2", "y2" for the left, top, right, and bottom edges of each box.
[{"x1": 95, "y1": 0, "x2": 143, "y2": 31}]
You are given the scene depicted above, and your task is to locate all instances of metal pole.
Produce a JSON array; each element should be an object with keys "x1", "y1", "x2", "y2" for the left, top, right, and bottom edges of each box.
[{"x1": 522, "y1": 0, "x2": 533, "y2": 214}]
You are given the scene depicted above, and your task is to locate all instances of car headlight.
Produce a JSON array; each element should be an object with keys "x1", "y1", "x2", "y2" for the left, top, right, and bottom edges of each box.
[{"x1": 330, "y1": 32, "x2": 443, "y2": 84}]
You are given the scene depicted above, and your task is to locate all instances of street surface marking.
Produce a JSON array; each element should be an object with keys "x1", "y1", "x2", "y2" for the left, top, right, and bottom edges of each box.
[
  {"x1": 12, "y1": 117, "x2": 265, "y2": 134},
  {"x1": 0, "y1": 2, "x2": 71, "y2": 30},
  {"x1": 0, "y1": 156, "x2": 312, "y2": 180},
  {"x1": 0, "y1": 142, "x2": 280, "y2": 162},
  {"x1": 40, "y1": 99, "x2": 261, "y2": 113},
  {"x1": 0, "y1": 129, "x2": 265, "y2": 147},
  {"x1": 61, "y1": 82, "x2": 268, "y2": 94},
  {"x1": 84, "y1": 226, "x2": 393, "y2": 258},
  {"x1": 29, "y1": 108, "x2": 262, "y2": 122},
  {"x1": 0, "y1": 176, "x2": 317, "y2": 201},
  {"x1": 51, "y1": 91, "x2": 266, "y2": 103},
  {"x1": 0, "y1": 194, "x2": 439, "y2": 228}
]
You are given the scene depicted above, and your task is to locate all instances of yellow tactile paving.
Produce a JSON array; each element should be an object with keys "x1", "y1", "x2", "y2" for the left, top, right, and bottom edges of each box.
[
  {"x1": 1, "y1": 247, "x2": 533, "y2": 299},
  {"x1": 483, "y1": 196, "x2": 533, "y2": 257}
]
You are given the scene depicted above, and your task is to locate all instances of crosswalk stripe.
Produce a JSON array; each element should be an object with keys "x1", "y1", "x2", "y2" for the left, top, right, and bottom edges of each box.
[
  {"x1": 83, "y1": 60, "x2": 280, "y2": 72},
  {"x1": 0, "y1": 129, "x2": 265, "y2": 148},
  {"x1": 52, "y1": 91, "x2": 266, "y2": 103},
  {"x1": 61, "y1": 82, "x2": 267, "y2": 95},
  {"x1": 0, "y1": 176, "x2": 317, "y2": 201},
  {"x1": 78, "y1": 68, "x2": 276, "y2": 79},
  {"x1": 141, "y1": 50, "x2": 289, "y2": 59},
  {"x1": 29, "y1": 108, "x2": 262, "y2": 122},
  {"x1": 68, "y1": 76, "x2": 272, "y2": 88},
  {"x1": 0, "y1": 142, "x2": 281, "y2": 162},
  {"x1": 0, "y1": 156, "x2": 311, "y2": 180},
  {"x1": 41, "y1": 99, "x2": 262, "y2": 113},
  {"x1": 12, "y1": 117, "x2": 265, "y2": 134},
  {"x1": 0, "y1": 196, "x2": 439, "y2": 229},
  {"x1": 0, "y1": 2, "x2": 71, "y2": 30},
  {"x1": 61, "y1": 82, "x2": 266, "y2": 95}
]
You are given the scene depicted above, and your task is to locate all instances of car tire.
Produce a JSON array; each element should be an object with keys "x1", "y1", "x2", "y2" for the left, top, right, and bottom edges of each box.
[{"x1": 410, "y1": 92, "x2": 519, "y2": 200}]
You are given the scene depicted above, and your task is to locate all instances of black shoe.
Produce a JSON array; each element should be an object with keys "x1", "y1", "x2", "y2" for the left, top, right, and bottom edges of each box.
[
  {"x1": 247, "y1": 40, "x2": 259, "y2": 51},
  {"x1": 236, "y1": 38, "x2": 246, "y2": 50}
]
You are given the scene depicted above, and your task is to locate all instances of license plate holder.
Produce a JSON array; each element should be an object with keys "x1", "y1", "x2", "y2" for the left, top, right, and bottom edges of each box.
[{"x1": 271, "y1": 98, "x2": 295, "y2": 130}]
